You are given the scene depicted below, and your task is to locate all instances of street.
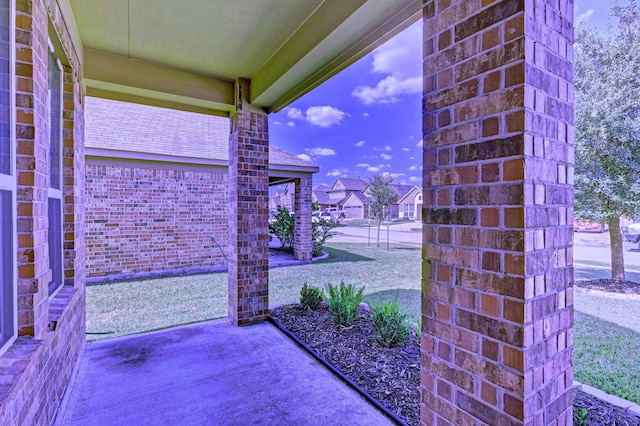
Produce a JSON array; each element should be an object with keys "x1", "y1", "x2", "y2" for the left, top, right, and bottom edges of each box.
[{"x1": 331, "y1": 221, "x2": 640, "y2": 274}]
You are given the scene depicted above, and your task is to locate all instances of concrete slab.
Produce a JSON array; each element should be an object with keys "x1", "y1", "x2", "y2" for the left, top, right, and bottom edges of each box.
[{"x1": 55, "y1": 319, "x2": 393, "y2": 426}]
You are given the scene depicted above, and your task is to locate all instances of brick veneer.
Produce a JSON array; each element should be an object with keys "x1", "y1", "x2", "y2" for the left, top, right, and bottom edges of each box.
[
  {"x1": 85, "y1": 165, "x2": 229, "y2": 279},
  {"x1": 421, "y1": 1, "x2": 574, "y2": 425},
  {"x1": 228, "y1": 104, "x2": 270, "y2": 326},
  {"x1": 294, "y1": 177, "x2": 313, "y2": 261},
  {"x1": 0, "y1": 0, "x2": 86, "y2": 424}
]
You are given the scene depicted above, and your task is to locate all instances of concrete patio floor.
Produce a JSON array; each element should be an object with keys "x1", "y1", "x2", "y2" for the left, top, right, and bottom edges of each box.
[{"x1": 55, "y1": 318, "x2": 393, "y2": 426}]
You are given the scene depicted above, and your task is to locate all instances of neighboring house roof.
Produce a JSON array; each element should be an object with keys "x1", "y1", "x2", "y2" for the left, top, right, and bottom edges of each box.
[
  {"x1": 340, "y1": 191, "x2": 369, "y2": 206},
  {"x1": 84, "y1": 97, "x2": 317, "y2": 173},
  {"x1": 313, "y1": 184, "x2": 331, "y2": 193},
  {"x1": 329, "y1": 177, "x2": 367, "y2": 192},
  {"x1": 363, "y1": 183, "x2": 421, "y2": 204},
  {"x1": 396, "y1": 185, "x2": 422, "y2": 204},
  {"x1": 312, "y1": 190, "x2": 333, "y2": 205}
]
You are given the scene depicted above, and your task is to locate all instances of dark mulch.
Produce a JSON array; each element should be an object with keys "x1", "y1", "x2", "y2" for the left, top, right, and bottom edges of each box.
[
  {"x1": 575, "y1": 279, "x2": 640, "y2": 295},
  {"x1": 574, "y1": 389, "x2": 640, "y2": 425},
  {"x1": 270, "y1": 304, "x2": 420, "y2": 426},
  {"x1": 270, "y1": 302, "x2": 640, "y2": 426}
]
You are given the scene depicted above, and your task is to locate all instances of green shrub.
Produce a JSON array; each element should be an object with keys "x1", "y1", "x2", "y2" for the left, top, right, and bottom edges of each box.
[
  {"x1": 269, "y1": 207, "x2": 294, "y2": 250},
  {"x1": 324, "y1": 281, "x2": 364, "y2": 326},
  {"x1": 312, "y1": 217, "x2": 338, "y2": 256},
  {"x1": 300, "y1": 283, "x2": 323, "y2": 311},
  {"x1": 371, "y1": 301, "x2": 409, "y2": 347},
  {"x1": 573, "y1": 407, "x2": 588, "y2": 426}
]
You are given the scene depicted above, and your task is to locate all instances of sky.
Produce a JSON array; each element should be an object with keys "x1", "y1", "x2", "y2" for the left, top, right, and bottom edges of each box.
[{"x1": 269, "y1": 1, "x2": 623, "y2": 188}]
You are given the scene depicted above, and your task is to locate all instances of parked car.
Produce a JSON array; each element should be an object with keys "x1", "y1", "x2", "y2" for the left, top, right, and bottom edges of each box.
[
  {"x1": 322, "y1": 207, "x2": 346, "y2": 220},
  {"x1": 573, "y1": 220, "x2": 607, "y2": 233},
  {"x1": 623, "y1": 223, "x2": 640, "y2": 248}
]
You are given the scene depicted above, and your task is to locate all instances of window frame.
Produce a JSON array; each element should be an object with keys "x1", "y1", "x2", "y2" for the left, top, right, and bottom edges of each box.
[
  {"x1": 0, "y1": 0, "x2": 17, "y2": 356},
  {"x1": 403, "y1": 203, "x2": 415, "y2": 219},
  {"x1": 47, "y1": 40, "x2": 64, "y2": 299}
]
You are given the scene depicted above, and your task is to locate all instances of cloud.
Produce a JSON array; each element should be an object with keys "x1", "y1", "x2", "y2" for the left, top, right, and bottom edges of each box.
[
  {"x1": 287, "y1": 107, "x2": 304, "y2": 120},
  {"x1": 326, "y1": 168, "x2": 348, "y2": 177},
  {"x1": 367, "y1": 166, "x2": 381, "y2": 172},
  {"x1": 355, "y1": 140, "x2": 366, "y2": 147},
  {"x1": 380, "y1": 153, "x2": 392, "y2": 161},
  {"x1": 409, "y1": 176, "x2": 422, "y2": 183},
  {"x1": 362, "y1": 112, "x2": 370, "y2": 117},
  {"x1": 416, "y1": 139, "x2": 423, "y2": 148},
  {"x1": 356, "y1": 163, "x2": 370, "y2": 168},
  {"x1": 408, "y1": 165, "x2": 418, "y2": 171},
  {"x1": 296, "y1": 154, "x2": 312, "y2": 162},
  {"x1": 352, "y1": 22, "x2": 422, "y2": 104},
  {"x1": 576, "y1": 9, "x2": 594, "y2": 23},
  {"x1": 307, "y1": 147, "x2": 337, "y2": 157},
  {"x1": 384, "y1": 146, "x2": 392, "y2": 151},
  {"x1": 402, "y1": 147, "x2": 410, "y2": 152},
  {"x1": 286, "y1": 121, "x2": 295, "y2": 127},
  {"x1": 382, "y1": 172, "x2": 405, "y2": 179},
  {"x1": 352, "y1": 76, "x2": 422, "y2": 104},
  {"x1": 306, "y1": 106, "x2": 347, "y2": 128}
]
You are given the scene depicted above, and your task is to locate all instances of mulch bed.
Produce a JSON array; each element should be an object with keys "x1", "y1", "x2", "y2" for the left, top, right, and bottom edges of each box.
[
  {"x1": 270, "y1": 304, "x2": 420, "y2": 426},
  {"x1": 270, "y1": 282, "x2": 640, "y2": 425},
  {"x1": 575, "y1": 278, "x2": 640, "y2": 295}
]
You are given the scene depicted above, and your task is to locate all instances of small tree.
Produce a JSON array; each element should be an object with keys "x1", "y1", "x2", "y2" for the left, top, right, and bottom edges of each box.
[
  {"x1": 367, "y1": 174, "x2": 398, "y2": 247},
  {"x1": 574, "y1": 1, "x2": 640, "y2": 281},
  {"x1": 269, "y1": 206, "x2": 295, "y2": 250}
]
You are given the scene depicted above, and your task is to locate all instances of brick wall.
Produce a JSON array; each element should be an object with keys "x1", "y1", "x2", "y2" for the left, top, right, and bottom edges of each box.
[
  {"x1": 421, "y1": 0, "x2": 574, "y2": 425},
  {"x1": 85, "y1": 164, "x2": 229, "y2": 279},
  {"x1": 0, "y1": 0, "x2": 87, "y2": 424}
]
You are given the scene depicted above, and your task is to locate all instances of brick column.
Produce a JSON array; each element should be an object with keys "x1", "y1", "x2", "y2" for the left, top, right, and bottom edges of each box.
[
  {"x1": 15, "y1": 0, "x2": 50, "y2": 338},
  {"x1": 421, "y1": 1, "x2": 574, "y2": 425},
  {"x1": 228, "y1": 80, "x2": 269, "y2": 325},
  {"x1": 62, "y1": 67, "x2": 85, "y2": 288},
  {"x1": 293, "y1": 177, "x2": 312, "y2": 261}
]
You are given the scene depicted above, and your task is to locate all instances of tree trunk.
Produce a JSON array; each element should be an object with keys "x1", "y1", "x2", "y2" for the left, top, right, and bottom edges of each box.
[
  {"x1": 376, "y1": 219, "x2": 381, "y2": 247},
  {"x1": 608, "y1": 215, "x2": 625, "y2": 281}
]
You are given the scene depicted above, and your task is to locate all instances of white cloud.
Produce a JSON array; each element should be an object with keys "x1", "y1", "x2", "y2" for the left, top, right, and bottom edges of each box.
[
  {"x1": 384, "y1": 146, "x2": 392, "y2": 151},
  {"x1": 382, "y1": 172, "x2": 405, "y2": 179},
  {"x1": 352, "y1": 76, "x2": 422, "y2": 104},
  {"x1": 286, "y1": 121, "x2": 295, "y2": 127},
  {"x1": 367, "y1": 166, "x2": 381, "y2": 172},
  {"x1": 296, "y1": 154, "x2": 312, "y2": 162},
  {"x1": 306, "y1": 106, "x2": 347, "y2": 128},
  {"x1": 356, "y1": 163, "x2": 370, "y2": 168},
  {"x1": 380, "y1": 153, "x2": 392, "y2": 161},
  {"x1": 355, "y1": 140, "x2": 366, "y2": 147},
  {"x1": 402, "y1": 147, "x2": 410, "y2": 152},
  {"x1": 273, "y1": 121, "x2": 283, "y2": 126},
  {"x1": 576, "y1": 9, "x2": 594, "y2": 23},
  {"x1": 307, "y1": 147, "x2": 337, "y2": 157},
  {"x1": 409, "y1": 156, "x2": 415, "y2": 160},
  {"x1": 326, "y1": 168, "x2": 348, "y2": 177},
  {"x1": 416, "y1": 139, "x2": 423, "y2": 148},
  {"x1": 362, "y1": 112, "x2": 370, "y2": 117},
  {"x1": 352, "y1": 22, "x2": 422, "y2": 104},
  {"x1": 409, "y1": 176, "x2": 422, "y2": 183},
  {"x1": 408, "y1": 165, "x2": 418, "y2": 171},
  {"x1": 408, "y1": 135, "x2": 415, "y2": 140},
  {"x1": 287, "y1": 107, "x2": 304, "y2": 120}
]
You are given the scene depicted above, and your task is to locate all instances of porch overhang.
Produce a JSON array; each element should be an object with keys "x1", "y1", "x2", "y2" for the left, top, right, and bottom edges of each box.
[{"x1": 65, "y1": 0, "x2": 422, "y2": 115}]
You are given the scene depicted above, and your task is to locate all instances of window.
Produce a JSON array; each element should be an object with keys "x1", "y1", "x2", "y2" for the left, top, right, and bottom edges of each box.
[
  {"x1": 47, "y1": 45, "x2": 63, "y2": 297},
  {"x1": 0, "y1": 0, "x2": 16, "y2": 354},
  {"x1": 403, "y1": 203, "x2": 415, "y2": 219}
]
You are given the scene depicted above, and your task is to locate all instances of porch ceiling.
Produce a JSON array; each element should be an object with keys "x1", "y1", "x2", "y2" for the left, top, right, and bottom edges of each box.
[{"x1": 66, "y1": 0, "x2": 421, "y2": 116}]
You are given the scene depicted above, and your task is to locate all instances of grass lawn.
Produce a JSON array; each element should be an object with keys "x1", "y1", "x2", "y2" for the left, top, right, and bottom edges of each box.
[{"x1": 86, "y1": 241, "x2": 640, "y2": 404}]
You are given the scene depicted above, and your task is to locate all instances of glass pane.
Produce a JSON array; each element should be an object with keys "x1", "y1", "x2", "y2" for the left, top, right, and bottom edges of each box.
[
  {"x1": 48, "y1": 197, "x2": 63, "y2": 295},
  {"x1": 0, "y1": 0, "x2": 10, "y2": 176},
  {"x1": 0, "y1": 190, "x2": 14, "y2": 347},
  {"x1": 48, "y1": 51, "x2": 61, "y2": 189}
]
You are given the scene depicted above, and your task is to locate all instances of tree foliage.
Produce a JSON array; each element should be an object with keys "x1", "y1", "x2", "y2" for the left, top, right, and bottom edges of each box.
[
  {"x1": 367, "y1": 174, "x2": 398, "y2": 247},
  {"x1": 574, "y1": 0, "x2": 640, "y2": 280}
]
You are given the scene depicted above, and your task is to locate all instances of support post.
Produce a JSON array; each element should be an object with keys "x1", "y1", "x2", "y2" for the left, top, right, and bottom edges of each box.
[
  {"x1": 228, "y1": 79, "x2": 269, "y2": 326},
  {"x1": 421, "y1": 1, "x2": 575, "y2": 424}
]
